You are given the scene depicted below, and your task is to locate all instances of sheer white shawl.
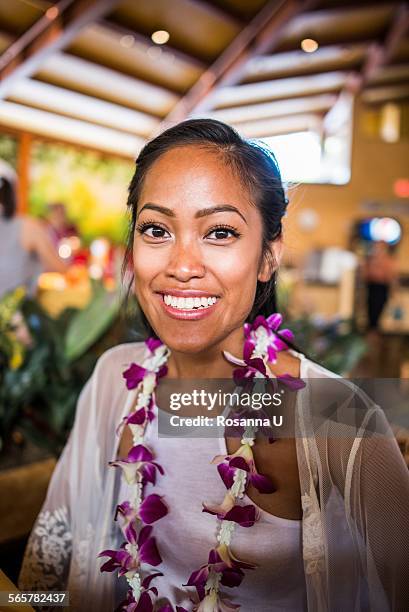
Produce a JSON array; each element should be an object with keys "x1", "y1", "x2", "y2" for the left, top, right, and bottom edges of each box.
[{"x1": 19, "y1": 342, "x2": 409, "y2": 611}]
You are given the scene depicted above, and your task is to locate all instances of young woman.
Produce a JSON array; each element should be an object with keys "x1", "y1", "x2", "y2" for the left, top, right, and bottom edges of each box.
[{"x1": 19, "y1": 120, "x2": 409, "y2": 611}]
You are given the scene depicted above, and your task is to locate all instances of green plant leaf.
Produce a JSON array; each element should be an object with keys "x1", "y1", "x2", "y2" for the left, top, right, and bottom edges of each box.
[{"x1": 64, "y1": 284, "x2": 121, "y2": 362}]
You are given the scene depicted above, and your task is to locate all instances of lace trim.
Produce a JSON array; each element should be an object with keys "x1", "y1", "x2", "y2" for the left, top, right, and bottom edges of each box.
[
  {"x1": 19, "y1": 506, "x2": 72, "y2": 592},
  {"x1": 301, "y1": 493, "x2": 325, "y2": 575}
]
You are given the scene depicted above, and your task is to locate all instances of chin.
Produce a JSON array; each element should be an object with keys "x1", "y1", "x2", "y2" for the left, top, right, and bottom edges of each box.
[{"x1": 157, "y1": 329, "x2": 213, "y2": 355}]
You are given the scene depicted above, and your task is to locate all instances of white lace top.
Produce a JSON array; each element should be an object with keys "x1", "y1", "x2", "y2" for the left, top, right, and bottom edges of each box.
[{"x1": 19, "y1": 342, "x2": 409, "y2": 611}]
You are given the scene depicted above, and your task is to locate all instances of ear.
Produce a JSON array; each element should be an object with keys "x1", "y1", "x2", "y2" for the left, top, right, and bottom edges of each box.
[{"x1": 257, "y1": 239, "x2": 283, "y2": 283}]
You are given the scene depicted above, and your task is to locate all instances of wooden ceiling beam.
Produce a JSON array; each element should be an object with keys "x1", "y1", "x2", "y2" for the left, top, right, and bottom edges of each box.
[
  {"x1": 360, "y1": 2, "x2": 409, "y2": 87},
  {"x1": 160, "y1": 0, "x2": 318, "y2": 126},
  {"x1": 324, "y1": 2, "x2": 409, "y2": 133},
  {"x1": 0, "y1": 0, "x2": 121, "y2": 100}
]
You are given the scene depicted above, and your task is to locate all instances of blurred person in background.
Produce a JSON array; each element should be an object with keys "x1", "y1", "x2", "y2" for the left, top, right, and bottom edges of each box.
[
  {"x1": 0, "y1": 169, "x2": 68, "y2": 298},
  {"x1": 46, "y1": 201, "x2": 79, "y2": 247},
  {"x1": 363, "y1": 240, "x2": 399, "y2": 332}
]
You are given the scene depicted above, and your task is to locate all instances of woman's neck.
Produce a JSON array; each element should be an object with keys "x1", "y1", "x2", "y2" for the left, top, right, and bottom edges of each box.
[{"x1": 166, "y1": 328, "x2": 244, "y2": 379}]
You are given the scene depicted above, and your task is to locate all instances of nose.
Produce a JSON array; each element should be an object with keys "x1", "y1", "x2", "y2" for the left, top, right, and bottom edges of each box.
[{"x1": 166, "y1": 239, "x2": 205, "y2": 282}]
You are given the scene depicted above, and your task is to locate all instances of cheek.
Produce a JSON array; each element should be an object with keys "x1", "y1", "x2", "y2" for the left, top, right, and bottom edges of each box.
[
  {"x1": 205, "y1": 242, "x2": 261, "y2": 291},
  {"x1": 132, "y1": 241, "x2": 161, "y2": 296}
]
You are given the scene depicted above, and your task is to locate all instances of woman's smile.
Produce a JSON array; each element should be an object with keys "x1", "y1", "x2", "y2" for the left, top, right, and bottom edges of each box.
[{"x1": 155, "y1": 289, "x2": 220, "y2": 320}]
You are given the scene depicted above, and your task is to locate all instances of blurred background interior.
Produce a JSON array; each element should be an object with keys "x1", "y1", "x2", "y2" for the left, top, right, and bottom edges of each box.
[{"x1": 0, "y1": 0, "x2": 408, "y2": 591}]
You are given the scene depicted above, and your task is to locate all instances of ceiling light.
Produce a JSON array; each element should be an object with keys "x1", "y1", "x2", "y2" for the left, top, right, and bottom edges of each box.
[
  {"x1": 151, "y1": 30, "x2": 170, "y2": 45},
  {"x1": 301, "y1": 38, "x2": 319, "y2": 53},
  {"x1": 45, "y1": 6, "x2": 59, "y2": 20}
]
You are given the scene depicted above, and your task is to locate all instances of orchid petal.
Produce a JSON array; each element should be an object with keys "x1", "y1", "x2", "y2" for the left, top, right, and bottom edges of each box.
[
  {"x1": 250, "y1": 472, "x2": 276, "y2": 494},
  {"x1": 228, "y1": 456, "x2": 249, "y2": 472},
  {"x1": 248, "y1": 357, "x2": 266, "y2": 375},
  {"x1": 124, "y1": 521, "x2": 138, "y2": 545},
  {"x1": 278, "y1": 328, "x2": 294, "y2": 341},
  {"x1": 145, "y1": 338, "x2": 162, "y2": 353},
  {"x1": 138, "y1": 525, "x2": 153, "y2": 547},
  {"x1": 123, "y1": 363, "x2": 147, "y2": 389},
  {"x1": 222, "y1": 350, "x2": 246, "y2": 367},
  {"x1": 266, "y1": 313, "x2": 283, "y2": 330},
  {"x1": 277, "y1": 374, "x2": 306, "y2": 390},
  {"x1": 220, "y1": 567, "x2": 245, "y2": 588},
  {"x1": 217, "y1": 462, "x2": 235, "y2": 489},
  {"x1": 243, "y1": 339, "x2": 256, "y2": 362},
  {"x1": 267, "y1": 344, "x2": 278, "y2": 363},
  {"x1": 134, "y1": 591, "x2": 154, "y2": 612},
  {"x1": 223, "y1": 504, "x2": 257, "y2": 527},
  {"x1": 128, "y1": 444, "x2": 153, "y2": 463},
  {"x1": 127, "y1": 408, "x2": 147, "y2": 426},
  {"x1": 139, "y1": 494, "x2": 168, "y2": 524},
  {"x1": 139, "y1": 535, "x2": 162, "y2": 567},
  {"x1": 142, "y1": 463, "x2": 157, "y2": 485},
  {"x1": 185, "y1": 566, "x2": 209, "y2": 587},
  {"x1": 253, "y1": 315, "x2": 269, "y2": 331},
  {"x1": 157, "y1": 364, "x2": 168, "y2": 379},
  {"x1": 243, "y1": 322, "x2": 252, "y2": 338}
]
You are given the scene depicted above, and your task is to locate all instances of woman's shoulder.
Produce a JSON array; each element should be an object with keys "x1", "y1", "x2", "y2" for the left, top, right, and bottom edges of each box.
[{"x1": 94, "y1": 341, "x2": 147, "y2": 379}]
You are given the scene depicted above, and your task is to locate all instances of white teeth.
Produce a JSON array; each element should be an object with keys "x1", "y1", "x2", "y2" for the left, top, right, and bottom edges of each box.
[{"x1": 162, "y1": 294, "x2": 218, "y2": 310}]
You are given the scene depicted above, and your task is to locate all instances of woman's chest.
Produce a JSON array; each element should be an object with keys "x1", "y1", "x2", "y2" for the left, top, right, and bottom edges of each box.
[{"x1": 119, "y1": 425, "x2": 302, "y2": 522}]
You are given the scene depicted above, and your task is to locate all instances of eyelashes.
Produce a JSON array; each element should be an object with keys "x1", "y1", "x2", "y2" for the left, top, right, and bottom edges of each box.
[
  {"x1": 135, "y1": 219, "x2": 168, "y2": 238},
  {"x1": 135, "y1": 219, "x2": 242, "y2": 240},
  {"x1": 206, "y1": 223, "x2": 242, "y2": 239}
]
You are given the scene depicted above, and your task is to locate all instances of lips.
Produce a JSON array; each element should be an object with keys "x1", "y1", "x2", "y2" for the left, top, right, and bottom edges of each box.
[{"x1": 155, "y1": 290, "x2": 220, "y2": 320}]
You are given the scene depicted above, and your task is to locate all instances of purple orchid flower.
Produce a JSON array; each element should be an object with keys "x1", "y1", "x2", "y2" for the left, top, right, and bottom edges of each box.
[
  {"x1": 116, "y1": 493, "x2": 168, "y2": 529},
  {"x1": 202, "y1": 491, "x2": 257, "y2": 527},
  {"x1": 212, "y1": 443, "x2": 276, "y2": 494},
  {"x1": 242, "y1": 313, "x2": 295, "y2": 366},
  {"x1": 123, "y1": 363, "x2": 168, "y2": 391},
  {"x1": 225, "y1": 342, "x2": 266, "y2": 389},
  {"x1": 99, "y1": 525, "x2": 162, "y2": 579},
  {"x1": 186, "y1": 544, "x2": 255, "y2": 600},
  {"x1": 110, "y1": 444, "x2": 165, "y2": 486}
]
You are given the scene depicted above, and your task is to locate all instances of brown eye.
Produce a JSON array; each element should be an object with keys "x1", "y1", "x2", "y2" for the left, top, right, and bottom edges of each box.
[
  {"x1": 206, "y1": 225, "x2": 241, "y2": 241},
  {"x1": 213, "y1": 229, "x2": 230, "y2": 239},
  {"x1": 136, "y1": 222, "x2": 170, "y2": 240},
  {"x1": 147, "y1": 226, "x2": 167, "y2": 238}
]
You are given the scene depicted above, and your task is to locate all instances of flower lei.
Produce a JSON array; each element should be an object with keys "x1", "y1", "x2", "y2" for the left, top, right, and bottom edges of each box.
[{"x1": 99, "y1": 314, "x2": 304, "y2": 612}]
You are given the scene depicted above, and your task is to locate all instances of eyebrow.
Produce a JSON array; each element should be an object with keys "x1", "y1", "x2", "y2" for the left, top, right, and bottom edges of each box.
[{"x1": 137, "y1": 203, "x2": 247, "y2": 224}]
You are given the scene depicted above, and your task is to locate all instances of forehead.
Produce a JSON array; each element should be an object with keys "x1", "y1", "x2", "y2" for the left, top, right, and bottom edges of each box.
[{"x1": 139, "y1": 145, "x2": 253, "y2": 209}]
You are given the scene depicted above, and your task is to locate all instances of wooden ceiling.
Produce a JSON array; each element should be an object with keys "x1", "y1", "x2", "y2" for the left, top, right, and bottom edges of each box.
[{"x1": 0, "y1": 0, "x2": 408, "y2": 156}]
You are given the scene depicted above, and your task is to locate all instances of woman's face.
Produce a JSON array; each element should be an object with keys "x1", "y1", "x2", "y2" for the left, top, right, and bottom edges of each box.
[{"x1": 133, "y1": 145, "x2": 276, "y2": 354}]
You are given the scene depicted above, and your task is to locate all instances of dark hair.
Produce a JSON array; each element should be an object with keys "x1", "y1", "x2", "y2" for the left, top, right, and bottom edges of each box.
[
  {"x1": 0, "y1": 177, "x2": 16, "y2": 219},
  {"x1": 124, "y1": 118, "x2": 288, "y2": 333}
]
